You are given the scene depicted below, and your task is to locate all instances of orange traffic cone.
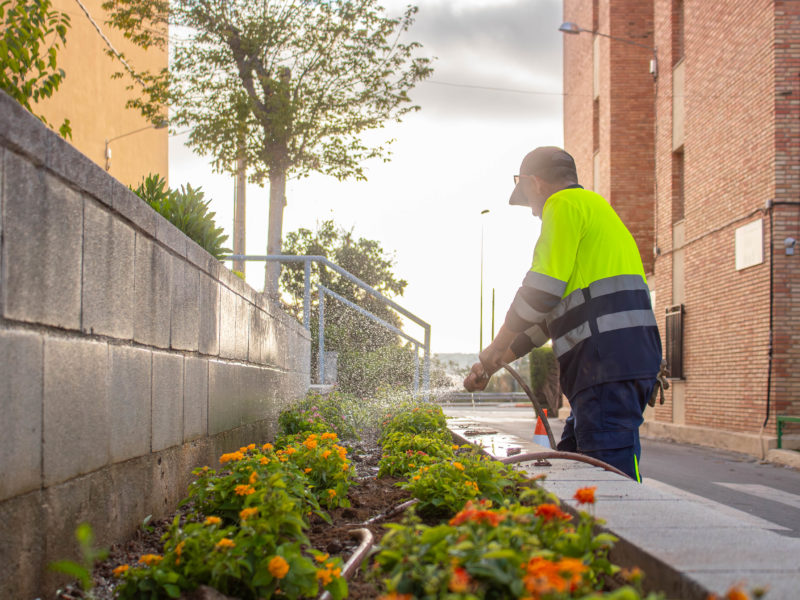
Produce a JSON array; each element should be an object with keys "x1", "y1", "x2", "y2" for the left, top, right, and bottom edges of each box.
[{"x1": 533, "y1": 409, "x2": 551, "y2": 448}]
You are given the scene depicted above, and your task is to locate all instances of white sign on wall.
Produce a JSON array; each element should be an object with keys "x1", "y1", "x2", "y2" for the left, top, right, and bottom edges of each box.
[{"x1": 735, "y1": 218, "x2": 763, "y2": 271}]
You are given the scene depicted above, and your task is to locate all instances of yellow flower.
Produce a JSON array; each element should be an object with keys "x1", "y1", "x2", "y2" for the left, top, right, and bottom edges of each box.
[
  {"x1": 453, "y1": 462, "x2": 465, "y2": 471},
  {"x1": 204, "y1": 516, "x2": 222, "y2": 526},
  {"x1": 219, "y1": 451, "x2": 244, "y2": 464},
  {"x1": 235, "y1": 484, "x2": 256, "y2": 496},
  {"x1": 262, "y1": 442, "x2": 274, "y2": 451},
  {"x1": 322, "y1": 450, "x2": 332, "y2": 459},
  {"x1": 304, "y1": 467, "x2": 312, "y2": 473},
  {"x1": 249, "y1": 470, "x2": 258, "y2": 484},
  {"x1": 327, "y1": 489, "x2": 337, "y2": 498},
  {"x1": 112, "y1": 564, "x2": 129, "y2": 577},
  {"x1": 268, "y1": 555, "x2": 290, "y2": 579},
  {"x1": 139, "y1": 554, "x2": 162, "y2": 566},
  {"x1": 260, "y1": 456, "x2": 270, "y2": 465},
  {"x1": 215, "y1": 538, "x2": 235, "y2": 550},
  {"x1": 240, "y1": 507, "x2": 259, "y2": 520},
  {"x1": 452, "y1": 444, "x2": 459, "y2": 450}
]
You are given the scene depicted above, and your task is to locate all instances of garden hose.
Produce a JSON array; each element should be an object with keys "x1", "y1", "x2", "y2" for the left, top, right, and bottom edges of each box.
[
  {"x1": 318, "y1": 528, "x2": 374, "y2": 600},
  {"x1": 500, "y1": 451, "x2": 634, "y2": 480},
  {"x1": 499, "y1": 361, "x2": 557, "y2": 449}
]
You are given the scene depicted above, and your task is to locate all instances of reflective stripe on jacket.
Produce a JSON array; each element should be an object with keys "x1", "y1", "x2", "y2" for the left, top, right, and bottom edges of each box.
[{"x1": 505, "y1": 186, "x2": 662, "y2": 398}]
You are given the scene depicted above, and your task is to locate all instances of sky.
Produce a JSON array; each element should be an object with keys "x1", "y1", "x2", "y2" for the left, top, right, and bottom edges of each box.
[{"x1": 169, "y1": 0, "x2": 565, "y2": 355}]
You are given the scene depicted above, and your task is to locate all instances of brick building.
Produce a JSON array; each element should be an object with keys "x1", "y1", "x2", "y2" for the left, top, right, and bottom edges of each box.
[{"x1": 562, "y1": 0, "x2": 800, "y2": 455}]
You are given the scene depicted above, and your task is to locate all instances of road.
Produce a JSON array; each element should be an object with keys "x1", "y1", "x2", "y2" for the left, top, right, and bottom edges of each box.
[{"x1": 443, "y1": 404, "x2": 800, "y2": 537}]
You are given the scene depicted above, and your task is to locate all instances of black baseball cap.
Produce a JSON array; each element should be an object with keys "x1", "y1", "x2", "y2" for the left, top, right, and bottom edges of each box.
[{"x1": 509, "y1": 146, "x2": 578, "y2": 206}]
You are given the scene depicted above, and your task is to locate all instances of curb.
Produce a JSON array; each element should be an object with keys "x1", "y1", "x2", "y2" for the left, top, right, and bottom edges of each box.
[{"x1": 766, "y1": 449, "x2": 800, "y2": 471}]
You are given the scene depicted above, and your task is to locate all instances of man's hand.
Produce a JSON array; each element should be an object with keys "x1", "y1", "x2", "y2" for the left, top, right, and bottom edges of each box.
[{"x1": 464, "y1": 362, "x2": 491, "y2": 392}]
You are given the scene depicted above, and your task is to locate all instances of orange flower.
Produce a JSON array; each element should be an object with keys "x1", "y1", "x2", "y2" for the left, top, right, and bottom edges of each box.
[
  {"x1": 260, "y1": 456, "x2": 270, "y2": 465},
  {"x1": 412, "y1": 475, "x2": 421, "y2": 481},
  {"x1": 341, "y1": 463, "x2": 349, "y2": 471},
  {"x1": 304, "y1": 438, "x2": 318, "y2": 450},
  {"x1": 535, "y1": 503, "x2": 572, "y2": 522},
  {"x1": 522, "y1": 556, "x2": 567, "y2": 594},
  {"x1": 262, "y1": 442, "x2": 274, "y2": 451},
  {"x1": 239, "y1": 507, "x2": 259, "y2": 520},
  {"x1": 726, "y1": 588, "x2": 750, "y2": 600},
  {"x1": 249, "y1": 470, "x2": 259, "y2": 484},
  {"x1": 449, "y1": 501, "x2": 507, "y2": 527},
  {"x1": 327, "y1": 489, "x2": 337, "y2": 498},
  {"x1": 321, "y1": 432, "x2": 338, "y2": 440},
  {"x1": 286, "y1": 447, "x2": 297, "y2": 455},
  {"x1": 139, "y1": 554, "x2": 162, "y2": 566},
  {"x1": 219, "y1": 451, "x2": 244, "y2": 464},
  {"x1": 557, "y1": 557, "x2": 587, "y2": 591},
  {"x1": 246, "y1": 443, "x2": 256, "y2": 451},
  {"x1": 305, "y1": 467, "x2": 312, "y2": 473},
  {"x1": 112, "y1": 564, "x2": 129, "y2": 577},
  {"x1": 204, "y1": 516, "x2": 221, "y2": 526},
  {"x1": 235, "y1": 484, "x2": 256, "y2": 496},
  {"x1": 452, "y1": 462, "x2": 465, "y2": 471},
  {"x1": 322, "y1": 450, "x2": 332, "y2": 459},
  {"x1": 268, "y1": 555, "x2": 290, "y2": 579},
  {"x1": 315, "y1": 553, "x2": 330, "y2": 563},
  {"x1": 215, "y1": 538, "x2": 235, "y2": 550},
  {"x1": 175, "y1": 541, "x2": 185, "y2": 557},
  {"x1": 449, "y1": 566, "x2": 471, "y2": 592},
  {"x1": 377, "y1": 593, "x2": 413, "y2": 600},
  {"x1": 573, "y1": 486, "x2": 597, "y2": 505}
]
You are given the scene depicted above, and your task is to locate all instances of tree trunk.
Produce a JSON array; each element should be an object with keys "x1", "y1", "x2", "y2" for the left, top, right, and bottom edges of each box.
[
  {"x1": 264, "y1": 169, "x2": 286, "y2": 297},
  {"x1": 233, "y1": 154, "x2": 247, "y2": 274}
]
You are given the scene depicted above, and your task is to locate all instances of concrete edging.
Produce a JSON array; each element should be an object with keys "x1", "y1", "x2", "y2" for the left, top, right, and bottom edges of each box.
[{"x1": 448, "y1": 420, "x2": 800, "y2": 600}]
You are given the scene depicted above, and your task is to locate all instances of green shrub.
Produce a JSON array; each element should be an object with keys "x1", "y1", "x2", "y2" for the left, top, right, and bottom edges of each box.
[
  {"x1": 379, "y1": 403, "x2": 448, "y2": 442},
  {"x1": 132, "y1": 174, "x2": 230, "y2": 260},
  {"x1": 372, "y1": 497, "x2": 650, "y2": 600}
]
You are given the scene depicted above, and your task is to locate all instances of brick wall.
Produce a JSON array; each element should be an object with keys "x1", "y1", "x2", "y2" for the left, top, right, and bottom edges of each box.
[
  {"x1": 0, "y1": 91, "x2": 311, "y2": 598},
  {"x1": 565, "y1": 0, "x2": 799, "y2": 440},
  {"x1": 771, "y1": 1, "x2": 800, "y2": 433}
]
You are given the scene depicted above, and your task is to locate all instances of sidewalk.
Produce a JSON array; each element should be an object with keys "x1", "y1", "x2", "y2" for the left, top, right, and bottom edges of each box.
[{"x1": 448, "y1": 417, "x2": 800, "y2": 600}]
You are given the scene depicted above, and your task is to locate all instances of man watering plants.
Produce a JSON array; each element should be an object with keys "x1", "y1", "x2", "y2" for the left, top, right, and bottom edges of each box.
[{"x1": 464, "y1": 146, "x2": 662, "y2": 482}]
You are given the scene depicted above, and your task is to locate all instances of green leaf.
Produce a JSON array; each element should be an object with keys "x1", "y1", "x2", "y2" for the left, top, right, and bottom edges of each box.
[{"x1": 48, "y1": 559, "x2": 89, "y2": 580}]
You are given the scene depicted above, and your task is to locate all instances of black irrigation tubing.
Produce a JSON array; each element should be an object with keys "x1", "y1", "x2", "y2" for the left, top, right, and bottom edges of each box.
[
  {"x1": 318, "y1": 528, "x2": 375, "y2": 600},
  {"x1": 501, "y1": 451, "x2": 634, "y2": 480},
  {"x1": 362, "y1": 499, "x2": 419, "y2": 526},
  {"x1": 499, "y1": 361, "x2": 557, "y2": 449}
]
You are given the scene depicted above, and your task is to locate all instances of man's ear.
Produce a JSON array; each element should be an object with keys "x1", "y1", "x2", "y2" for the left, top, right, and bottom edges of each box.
[{"x1": 532, "y1": 175, "x2": 546, "y2": 196}]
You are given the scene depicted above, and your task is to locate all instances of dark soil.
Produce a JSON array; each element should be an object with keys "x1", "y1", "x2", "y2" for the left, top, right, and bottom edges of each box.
[{"x1": 53, "y1": 440, "x2": 412, "y2": 600}]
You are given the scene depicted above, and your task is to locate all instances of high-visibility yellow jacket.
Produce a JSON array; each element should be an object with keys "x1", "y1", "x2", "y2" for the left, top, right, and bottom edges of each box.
[{"x1": 506, "y1": 185, "x2": 662, "y2": 398}]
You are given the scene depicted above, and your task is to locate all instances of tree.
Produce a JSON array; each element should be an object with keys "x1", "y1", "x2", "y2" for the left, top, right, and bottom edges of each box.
[
  {"x1": 102, "y1": 0, "x2": 433, "y2": 294},
  {"x1": 0, "y1": 0, "x2": 71, "y2": 137},
  {"x1": 281, "y1": 219, "x2": 407, "y2": 355}
]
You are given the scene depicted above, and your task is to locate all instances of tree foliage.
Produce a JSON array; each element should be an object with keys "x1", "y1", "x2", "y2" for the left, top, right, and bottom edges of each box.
[
  {"x1": 0, "y1": 0, "x2": 71, "y2": 137},
  {"x1": 102, "y1": 0, "x2": 432, "y2": 291},
  {"x1": 281, "y1": 219, "x2": 407, "y2": 352}
]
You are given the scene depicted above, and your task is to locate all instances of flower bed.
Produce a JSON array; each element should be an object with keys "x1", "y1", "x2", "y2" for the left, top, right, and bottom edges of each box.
[{"x1": 54, "y1": 392, "x2": 754, "y2": 599}]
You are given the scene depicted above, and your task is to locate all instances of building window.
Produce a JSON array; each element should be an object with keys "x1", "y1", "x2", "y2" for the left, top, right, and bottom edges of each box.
[
  {"x1": 672, "y1": 149, "x2": 684, "y2": 223},
  {"x1": 665, "y1": 304, "x2": 684, "y2": 379}
]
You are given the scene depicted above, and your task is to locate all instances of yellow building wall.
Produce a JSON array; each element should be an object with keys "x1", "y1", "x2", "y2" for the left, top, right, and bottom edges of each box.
[{"x1": 36, "y1": 0, "x2": 168, "y2": 188}]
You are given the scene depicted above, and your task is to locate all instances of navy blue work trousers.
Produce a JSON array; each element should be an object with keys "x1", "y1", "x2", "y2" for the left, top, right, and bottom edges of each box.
[{"x1": 556, "y1": 378, "x2": 655, "y2": 482}]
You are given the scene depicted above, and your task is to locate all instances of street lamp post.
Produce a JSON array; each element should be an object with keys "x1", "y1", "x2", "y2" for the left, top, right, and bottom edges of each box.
[
  {"x1": 104, "y1": 120, "x2": 168, "y2": 171},
  {"x1": 479, "y1": 208, "x2": 490, "y2": 352}
]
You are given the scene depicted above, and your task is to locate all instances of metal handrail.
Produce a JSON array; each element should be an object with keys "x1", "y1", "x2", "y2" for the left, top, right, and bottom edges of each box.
[{"x1": 225, "y1": 254, "x2": 431, "y2": 393}]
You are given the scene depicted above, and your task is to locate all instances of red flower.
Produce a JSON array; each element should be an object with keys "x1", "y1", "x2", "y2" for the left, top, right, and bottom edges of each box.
[
  {"x1": 535, "y1": 503, "x2": 572, "y2": 522},
  {"x1": 573, "y1": 486, "x2": 597, "y2": 505}
]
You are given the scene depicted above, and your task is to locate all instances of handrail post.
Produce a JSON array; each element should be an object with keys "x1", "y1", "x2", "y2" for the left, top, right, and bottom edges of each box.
[
  {"x1": 413, "y1": 343, "x2": 420, "y2": 396},
  {"x1": 303, "y1": 258, "x2": 311, "y2": 330},
  {"x1": 423, "y1": 325, "x2": 431, "y2": 397},
  {"x1": 318, "y1": 289, "x2": 325, "y2": 385}
]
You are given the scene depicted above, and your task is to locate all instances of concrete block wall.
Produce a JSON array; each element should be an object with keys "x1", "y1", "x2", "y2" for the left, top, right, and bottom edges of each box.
[{"x1": 0, "y1": 90, "x2": 311, "y2": 598}]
